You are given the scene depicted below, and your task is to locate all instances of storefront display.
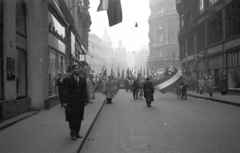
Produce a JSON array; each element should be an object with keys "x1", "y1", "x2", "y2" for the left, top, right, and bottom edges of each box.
[{"x1": 227, "y1": 50, "x2": 240, "y2": 90}]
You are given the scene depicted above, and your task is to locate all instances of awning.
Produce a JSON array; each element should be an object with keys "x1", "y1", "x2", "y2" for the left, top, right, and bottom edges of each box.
[{"x1": 80, "y1": 44, "x2": 88, "y2": 55}]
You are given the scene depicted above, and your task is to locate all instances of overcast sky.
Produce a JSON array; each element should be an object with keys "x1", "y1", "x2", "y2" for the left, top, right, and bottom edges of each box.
[{"x1": 88, "y1": 0, "x2": 151, "y2": 52}]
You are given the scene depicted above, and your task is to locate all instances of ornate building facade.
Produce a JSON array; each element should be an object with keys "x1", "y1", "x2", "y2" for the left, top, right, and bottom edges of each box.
[
  {"x1": 176, "y1": 0, "x2": 240, "y2": 92},
  {"x1": 148, "y1": 0, "x2": 181, "y2": 74},
  {"x1": 0, "y1": 0, "x2": 91, "y2": 122}
]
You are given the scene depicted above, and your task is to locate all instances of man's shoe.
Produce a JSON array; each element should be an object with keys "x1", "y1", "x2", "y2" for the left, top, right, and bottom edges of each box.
[
  {"x1": 71, "y1": 136, "x2": 77, "y2": 140},
  {"x1": 76, "y1": 135, "x2": 82, "y2": 138}
]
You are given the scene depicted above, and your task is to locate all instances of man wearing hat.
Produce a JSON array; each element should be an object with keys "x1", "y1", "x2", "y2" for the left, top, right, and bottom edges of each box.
[{"x1": 143, "y1": 77, "x2": 154, "y2": 107}]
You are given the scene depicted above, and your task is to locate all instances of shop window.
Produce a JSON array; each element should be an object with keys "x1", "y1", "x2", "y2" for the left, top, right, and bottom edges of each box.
[
  {"x1": 49, "y1": 51, "x2": 57, "y2": 96},
  {"x1": 228, "y1": 67, "x2": 240, "y2": 89},
  {"x1": 227, "y1": 51, "x2": 239, "y2": 67}
]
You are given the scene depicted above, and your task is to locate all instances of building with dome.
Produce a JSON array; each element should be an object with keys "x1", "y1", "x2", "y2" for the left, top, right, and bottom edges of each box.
[{"x1": 114, "y1": 40, "x2": 127, "y2": 70}]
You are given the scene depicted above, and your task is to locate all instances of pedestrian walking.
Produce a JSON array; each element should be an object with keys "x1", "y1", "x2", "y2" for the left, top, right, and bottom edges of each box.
[
  {"x1": 143, "y1": 77, "x2": 154, "y2": 107},
  {"x1": 206, "y1": 76, "x2": 215, "y2": 97},
  {"x1": 56, "y1": 73, "x2": 64, "y2": 107},
  {"x1": 125, "y1": 79, "x2": 129, "y2": 92},
  {"x1": 87, "y1": 74, "x2": 96, "y2": 103},
  {"x1": 139, "y1": 80, "x2": 144, "y2": 100},
  {"x1": 105, "y1": 76, "x2": 115, "y2": 104},
  {"x1": 63, "y1": 64, "x2": 89, "y2": 140},
  {"x1": 199, "y1": 77, "x2": 205, "y2": 94},
  {"x1": 179, "y1": 77, "x2": 188, "y2": 100},
  {"x1": 132, "y1": 77, "x2": 140, "y2": 99},
  {"x1": 102, "y1": 78, "x2": 106, "y2": 95},
  {"x1": 220, "y1": 75, "x2": 228, "y2": 95}
]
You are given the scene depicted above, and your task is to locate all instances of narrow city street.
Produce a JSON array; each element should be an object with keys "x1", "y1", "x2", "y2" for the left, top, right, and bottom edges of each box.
[{"x1": 81, "y1": 90, "x2": 240, "y2": 153}]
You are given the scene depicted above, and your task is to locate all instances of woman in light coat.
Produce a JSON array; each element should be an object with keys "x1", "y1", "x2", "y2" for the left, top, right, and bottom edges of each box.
[
  {"x1": 87, "y1": 74, "x2": 96, "y2": 103},
  {"x1": 198, "y1": 77, "x2": 205, "y2": 94},
  {"x1": 102, "y1": 78, "x2": 106, "y2": 95},
  {"x1": 105, "y1": 76, "x2": 115, "y2": 104}
]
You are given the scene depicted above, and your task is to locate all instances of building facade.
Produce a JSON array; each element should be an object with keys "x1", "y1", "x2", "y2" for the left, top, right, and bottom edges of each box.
[
  {"x1": 148, "y1": 0, "x2": 181, "y2": 74},
  {"x1": 176, "y1": 0, "x2": 240, "y2": 92},
  {"x1": 88, "y1": 33, "x2": 109, "y2": 75},
  {"x1": 114, "y1": 40, "x2": 127, "y2": 70},
  {"x1": 0, "y1": 0, "x2": 91, "y2": 122},
  {"x1": 135, "y1": 45, "x2": 150, "y2": 72}
]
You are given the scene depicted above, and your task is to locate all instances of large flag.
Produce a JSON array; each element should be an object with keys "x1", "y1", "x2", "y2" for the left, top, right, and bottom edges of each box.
[
  {"x1": 153, "y1": 68, "x2": 183, "y2": 94},
  {"x1": 107, "y1": 0, "x2": 122, "y2": 26},
  {"x1": 97, "y1": 0, "x2": 122, "y2": 27},
  {"x1": 97, "y1": 0, "x2": 109, "y2": 12}
]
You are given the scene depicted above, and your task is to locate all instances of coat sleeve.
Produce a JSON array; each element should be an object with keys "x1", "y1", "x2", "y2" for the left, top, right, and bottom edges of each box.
[{"x1": 62, "y1": 77, "x2": 69, "y2": 105}]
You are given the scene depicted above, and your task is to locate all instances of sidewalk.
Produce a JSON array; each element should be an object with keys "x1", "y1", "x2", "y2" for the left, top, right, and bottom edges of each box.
[
  {"x1": 0, "y1": 93, "x2": 106, "y2": 153},
  {"x1": 187, "y1": 91, "x2": 240, "y2": 107}
]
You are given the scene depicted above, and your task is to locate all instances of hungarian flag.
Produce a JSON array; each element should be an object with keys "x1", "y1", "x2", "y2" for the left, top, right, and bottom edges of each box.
[
  {"x1": 117, "y1": 67, "x2": 120, "y2": 78},
  {"x1": 111, "y1": 69, "x2": 117, "y2": 79},
  {"x1": 97, "y1": 0, "x2": 122, "y2": 26},
  {"x1": 107, "y1": 0, "x2": 122, "y2": 26},
  {"x1": 97, "y1": 0, "x2": 109, "y2": 12},
  {"x1": 121, "y1": 68, "x2": 124, "y2": 79},
  {"x1": 153, "y1": 68, "x2": 183, "y2": 94},
  {"x1": 101, "y1": 65, "x2": 107, "y2": 78}
]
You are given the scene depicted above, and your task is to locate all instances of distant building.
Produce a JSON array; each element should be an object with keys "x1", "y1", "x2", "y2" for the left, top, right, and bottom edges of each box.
[
  {"x1": 176, "y1": 0, "x2": 240, "y2": 92},
  {"x1": 88, "y1": 33, "x2": 109, "y2": 75},
  {"x1": 114, "y1": 40, "x2": 127, "y2": 70},
  {"x1": 148, "y1": 0, "x2": 181, "y2": 74},
  {"x1": 135, "y1": 45, "x2": 149, "y2": 72}
]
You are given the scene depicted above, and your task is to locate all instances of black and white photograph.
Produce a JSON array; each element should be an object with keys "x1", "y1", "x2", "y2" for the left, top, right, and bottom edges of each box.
[{"x1": 0, "y1": 0, "x2": 240, "y2": 153}]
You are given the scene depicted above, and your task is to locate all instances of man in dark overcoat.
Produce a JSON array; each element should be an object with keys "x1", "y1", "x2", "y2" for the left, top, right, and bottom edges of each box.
[
  {"x1": 143, "y1": 77, "x2": 155, "y2": 107},
  {"x1": 132, "y1": 77, "x2": 140, "y2": 99},
  {"x1": 63, "y1": 64, "x2": 89, "y2": 140},
  {"x1": 56, "y1": 74, "x2": 64, "y2": 107},
  {"x1": 124, "y1": 79, "x2": 129, "y2": 92}
]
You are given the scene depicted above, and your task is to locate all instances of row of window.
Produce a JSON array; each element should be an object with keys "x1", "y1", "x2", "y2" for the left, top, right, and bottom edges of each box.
[
  {"x1": 208, "y1": 54, "x2": 223, "y2": 69},
  {"x1": 151, "y1": 4, "x2": 176, "y2": 16},
  {"x1": 227, "y1": 50, "x2": 240, "y2": 67}
]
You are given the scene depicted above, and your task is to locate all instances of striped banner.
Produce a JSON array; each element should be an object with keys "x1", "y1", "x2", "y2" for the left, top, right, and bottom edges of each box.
[{"x1": 153, "y1": 68, "x2": 183, "y2": 94}]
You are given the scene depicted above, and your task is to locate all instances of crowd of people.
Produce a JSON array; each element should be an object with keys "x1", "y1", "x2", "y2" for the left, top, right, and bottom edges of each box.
[
  {"x1": 55, "y1": 64, "x2": 155, "y2": 140},
  {"x1": 56, "y1": 64, "x2": 229, "y2": 140},
  {"x1": 176, "y1": 75, "x2": 228, "y2": 99}
]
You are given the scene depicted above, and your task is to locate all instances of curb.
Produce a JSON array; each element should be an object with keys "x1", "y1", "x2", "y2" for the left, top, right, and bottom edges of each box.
[
  {"x1": 187, "y1": 94, "x2": 240, "y2": 107},
  {"x1": 77, "y1": 98, "x2": 106, "y2": 153},
  {"x1": 0, "y1": 111, "x2": 39, "y2": 131}
]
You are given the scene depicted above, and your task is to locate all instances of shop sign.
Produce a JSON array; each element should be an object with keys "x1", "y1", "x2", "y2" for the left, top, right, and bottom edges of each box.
[
  {"x1": 207, "y1": 44, "x2": 222, "y2": 55},
  {"x1": 225, "y1": 37, "x2": 240, "y2": 50}
]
